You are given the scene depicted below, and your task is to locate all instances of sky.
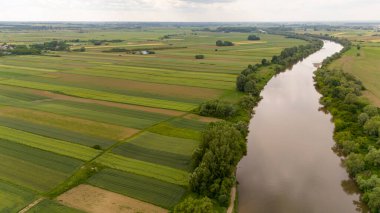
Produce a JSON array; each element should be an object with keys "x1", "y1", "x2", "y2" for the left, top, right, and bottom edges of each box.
[{"x1": 0, "y1": 0, "x2": 379, "y2": 22}]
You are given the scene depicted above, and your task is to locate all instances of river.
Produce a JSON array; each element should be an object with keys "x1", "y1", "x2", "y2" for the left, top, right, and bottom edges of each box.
[{"x1": 236, "y1": 41, "x2": 366, "y2": 213}]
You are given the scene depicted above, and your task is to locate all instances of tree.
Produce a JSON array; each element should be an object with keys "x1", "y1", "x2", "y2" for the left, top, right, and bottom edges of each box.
[
  {"x1": 244, "y1": 80, "x2": 259, "y2": 95},
  {"x1": 248, "y1": 35, "x2": 260, "y2": 41},
  {"x1": 195, "y1": 55, "x2": 205, "y2": 59},
  {"x1": 174, "y1": 197, "x2": 215, "y2": 213},
  {"x1": 261, "y1": 58, "x2": 269, "y2": 66},
  {"x1": 344, "y1": 153, "x2": 366, "y2": 175},
  {"x1": 358, "y1": 113, "x2": 370, "y2": 126},
  {"x1": 223, "y1": 41, "x2": 234, "y2": 46},
  {"x1": 364, "y1": 105, "x2": 378, "y2": 117},
  {"x1": 190, "y1": 122, "x2": 246, "y2": 206},
  {"x1": 239, "y1": 94, "x2": 258, "y2": 111},
  {"x1": 357, "y1": 175, "x2": 380, "y2": 191},
  {"x1": 216, "y1": 40, "x2": 224, "y2": 46},
  {"x1": 216, "y1": 40, "x2": 234, "y2": 47},
  {"x1": 364, "y1": 116, "x2": 380, "y2": 136},
  {"x1": 367, "y1": 187, "x2": 380, "y2": 212},
  {"x1": 236, "y1": 74, "x2": 248, "y2": 92},
  {"x1": 365, "y1": 147, "x2": 380, "y2": 166},
  {"x1": 198, "y1": 100, "x2": 236, "y2": 118}
]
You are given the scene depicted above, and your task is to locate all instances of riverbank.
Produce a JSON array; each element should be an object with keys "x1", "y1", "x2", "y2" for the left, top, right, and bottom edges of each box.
[
  {"x1": 314, "y1": 38, "x2": 380, "y2": 211},
  {"x1": 237, "y1": 40, "x2": 365, "y2": 212},
  {"x1": 177, "y1": 34, "x2": 325, "y2": 212}
]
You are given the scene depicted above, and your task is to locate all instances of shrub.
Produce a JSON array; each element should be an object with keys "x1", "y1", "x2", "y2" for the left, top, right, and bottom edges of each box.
[
  {"x1": 92, "y1": 145, "x2": 102, "y2": 150},
  {"x1": 174, "y1": 197, "x2": 215, "y2": 213},
  {"x1": 195, "y1": 55, "x2": 205, "y2": 59},
  {"x1": 248, "y1": 35, "x2": 260, "y2": 41},
  {"x1": 198, "y1": 100, "x2": 236, "y2": 119}
]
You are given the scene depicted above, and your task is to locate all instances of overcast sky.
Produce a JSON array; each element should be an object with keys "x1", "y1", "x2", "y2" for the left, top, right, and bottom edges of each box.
[{"x1": 0, "y1": 0, "x2": 379, "y2": 22}]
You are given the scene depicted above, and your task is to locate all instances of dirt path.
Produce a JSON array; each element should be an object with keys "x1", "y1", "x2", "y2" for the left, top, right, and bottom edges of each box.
[
  {"x1": 227, "y1": 186, "x2": 236, "y2": 213},
  {"x1": 18, "y1": 198, "x2": 44, "y2": 213}
]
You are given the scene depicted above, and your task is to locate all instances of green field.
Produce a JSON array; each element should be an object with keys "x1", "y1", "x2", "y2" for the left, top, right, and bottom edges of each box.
[
  {"x1": 0, "y1": 25, "x2": 307, "y2": 211},
  {"x1": 87, "y1": 168, "x2": 186, "y2": 209},
  {"x1": 27, "y1": 200, "x2": 84, "y2": 213},
  {"x1": 329, "y1": 43, "x2": 380, "y2": 106},
  {"x1": 0, "y1": 180, "x2": 37, "y2": 212}
]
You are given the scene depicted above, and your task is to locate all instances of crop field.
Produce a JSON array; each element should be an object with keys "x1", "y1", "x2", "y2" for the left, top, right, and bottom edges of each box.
[
  {"x1": 0, "y1": 180, "x2": 37, "y2": 212},
  {"x1": 27, "y1": 199, "x2": 84, "y2": 213},
  {"x1": 0, "y1": 25, "x2": 306, "y2": 211},
  {"x1": 87, "y1": 169, "x2": 186, "y2": 209}
]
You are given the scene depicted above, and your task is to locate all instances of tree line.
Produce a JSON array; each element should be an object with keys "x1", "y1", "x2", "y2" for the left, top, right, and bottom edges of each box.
[
  {"x1": 314, "y1": 38, "x2": 380, "y2": 212},
  {"x1": 0, "y1": 40, "x2": 71, "y2": 56},
  {"x1": 236, "y1": 38, "x2": 323, "y2": 94}
]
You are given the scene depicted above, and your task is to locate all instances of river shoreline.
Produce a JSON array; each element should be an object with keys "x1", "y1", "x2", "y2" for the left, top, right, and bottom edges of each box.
[{"x1": 237, "y1": 41, "x2": 364, "y2": 213}]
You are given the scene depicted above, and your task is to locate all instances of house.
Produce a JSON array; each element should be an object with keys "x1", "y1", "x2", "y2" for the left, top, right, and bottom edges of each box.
[{"x1": 0, "y1": 44, "x2": 14, "y2": 51}]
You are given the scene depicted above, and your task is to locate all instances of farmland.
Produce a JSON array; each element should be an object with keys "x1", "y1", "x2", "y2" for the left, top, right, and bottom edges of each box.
[{"x1": 0, "y1": 24, "x2": 307, "y2": 212}]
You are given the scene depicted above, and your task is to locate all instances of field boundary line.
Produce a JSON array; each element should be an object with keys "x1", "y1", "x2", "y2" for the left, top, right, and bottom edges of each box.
[{"x1": 18, "y1": 197, "x2": 44, "y2": 213}]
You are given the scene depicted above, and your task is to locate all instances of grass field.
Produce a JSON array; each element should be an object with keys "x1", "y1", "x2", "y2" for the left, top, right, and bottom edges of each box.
[
  {"x1": 0, "y1": 25, "x2": 307, "y2": 211},
  {"x1": 316, "y1": 29, "x2": 380, "y2": 107},
  {"x1": 27, "y1": 199, "x2": 84, "y2": 213},
  {"x1": 87, "y1": 169, "x2": 186, "y2": 209},
  {"x1": 0, "y1": 180, "x2": 37, "y2": 212}
]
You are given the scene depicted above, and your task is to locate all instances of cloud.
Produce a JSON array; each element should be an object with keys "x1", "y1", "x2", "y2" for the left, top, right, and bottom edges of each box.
[
  {"x1": 0, "y1": 0, "x2": 379, "y2": 22},
  {"x1": 179, "y1": 0, "x2": 235, "y2": 3}
]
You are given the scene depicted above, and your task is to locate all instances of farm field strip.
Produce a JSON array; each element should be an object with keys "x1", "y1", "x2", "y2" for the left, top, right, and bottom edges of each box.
[
  {"x1": 0, "y1": 79, "x2": 198, "y2": 111},
  {"x1": 21, "y1": 101, "x2": 170, "y2": 130},
  {"x1": 119, "y1": 132, "x2": 198, "y2": 156},
  {"x1": 111, "y1": 131, "x2": 199, "y2": 171},
  {"x1": 96, "y1": 153, "x2": 189, "y2": 186},
  {"x1": 0, "y1": 139, "x2": 83, "y2": 192},
  {"x1": 87, "y1": 169, "x2": 186, "y2": 209},
  {"x1": 0, "y1": 107, "x2": 138, "y2": 140},
  {"x1": 0, "y1": 180, "x2": 37, "y2": 212},
  {"x1": 0, "y1": 116, "x2": 115, "y2": 148},
  {"x1": 112, "y1": 142, "x2": 191, "y2": 170},
  {"x1": 0, "y1": 125, "x2": 101, "y2": 161},
  {"x1": 26, "y1": 199, "x2": 84, "y2": 213}
]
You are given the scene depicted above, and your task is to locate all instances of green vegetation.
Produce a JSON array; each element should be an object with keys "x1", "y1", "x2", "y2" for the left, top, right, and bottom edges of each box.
[
  {"x1": 198, "y1": 100, "x2": 237, "y2": 118},
  {"x1": 216, "y1": 40, "x2": 234, "y2": 47},
  {"x1": 313, "y1": 34, "x2": 380, "y2": 211},
  {"x1": 27, "y1": 199, "x2": 83, "y2": 213},
  {"x1": 181, "y1": 32, "x2": 324, "y2": 210},
  {"x1": 88, "y1": 169, "x2": 186, "y2": 209},
  {"x1": 174, "y1": 196, "x2": 215, "y2": 213},
  {"x1": 0, "y1": 180, "x2": 37, "y2": 212},
  {"x1": 96, "y1": 153, "x2": 189, "y2": 186},
  {"x1": 0, "y1": 139, "x2": 82, "y2": 192},
  {"x1": 112, "y1": 132, "x2": 198, "y2": 170},
  {"x1": 248, "y1": 35, "x2": 261, "y2": 41},
  {"x1": 190, "y1": 122, "x2": 246, "y2": 207},
  {"x1": 195, "y1": 54, "x2": 205, "y2": 59}
]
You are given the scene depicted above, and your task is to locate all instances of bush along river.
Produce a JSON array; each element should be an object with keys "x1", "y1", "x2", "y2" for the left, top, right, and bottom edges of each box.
[{"x1": 237, "y1": 40, "x2": 366, "y2": 213}]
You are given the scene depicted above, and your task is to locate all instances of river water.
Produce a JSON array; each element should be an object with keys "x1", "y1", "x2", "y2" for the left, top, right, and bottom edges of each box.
[{"x1": 237, "y1": 41, "x2": 366, "y2": 213}]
